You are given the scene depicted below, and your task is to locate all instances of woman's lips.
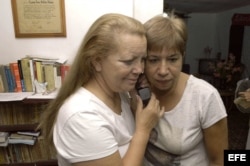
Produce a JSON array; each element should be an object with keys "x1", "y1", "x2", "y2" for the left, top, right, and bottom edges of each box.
[
  {"x1": 156, "y1": 79, "x2": 171, "y2": 86},
  {"x1": 128, "y1": 78, "x2": 138, "y2": 84}
]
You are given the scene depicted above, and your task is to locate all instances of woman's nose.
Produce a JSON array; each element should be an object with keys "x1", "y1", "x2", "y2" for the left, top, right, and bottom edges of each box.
[
  {"x1": 158, "y1": 62, "x2": 169, "y2": 75},
  {"x1": 133, "y1": 60, "x2": 144, "y2": 74}
]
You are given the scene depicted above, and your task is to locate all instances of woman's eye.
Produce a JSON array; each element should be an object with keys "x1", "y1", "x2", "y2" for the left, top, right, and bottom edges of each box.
[
  {"x1": 123, "y1": 60, "x2": 134, "y2": 65},
  {"x1": 147, "y1": 58, "x2": 159, "y2": 63},
  {"x1": 169, "y1": 58, "x2": 178, "y2": 63}
]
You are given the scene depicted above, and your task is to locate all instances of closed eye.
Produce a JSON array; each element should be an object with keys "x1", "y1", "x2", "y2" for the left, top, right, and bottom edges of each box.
[
  {"x1": 169, "y1": 57, "x2": 178, "y2": 63},
  {"x1": 147, "y1": 58, "x2": 159, "y2": 64},
  {"x1": 123, "y1": 59, "x2": 134, "y2": 65}
]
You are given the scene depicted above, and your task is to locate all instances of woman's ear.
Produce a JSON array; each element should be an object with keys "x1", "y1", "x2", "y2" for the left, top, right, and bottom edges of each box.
[{"x1": 92, "y1": 57, "x2": 102, "y2": 72}]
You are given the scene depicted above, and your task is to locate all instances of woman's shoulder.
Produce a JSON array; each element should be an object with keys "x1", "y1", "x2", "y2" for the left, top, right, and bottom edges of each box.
[
  {"x1": 63, "y1": 87, "x2": 96, "y2": 107},
  {"x1": 185, "y1": 75, "x2": 219, "y2": 99},
  {"x1": 188, "y1": 75, "x2": 217, "y2": 91},
  {"x1": 59, "y1": 88, "x2": 109, "y2": 117}
]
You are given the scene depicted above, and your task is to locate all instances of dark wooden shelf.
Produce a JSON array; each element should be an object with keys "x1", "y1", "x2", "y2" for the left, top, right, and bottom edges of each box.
[
  {"x1": 22, "y1": 98, "x2": 51, "y2": 104},
  {"x1": 0, "y1": 159, "x2": 58, "y2": 166},
  {"x1": 0, "y1": 123, "x2": 39, "y2": 132},
  {"x1": 0, "y1": 96, "x2": 56, "y2": 165},
  {"x1": 0, "y1": 96, "x2": 51, "y2": 104}
]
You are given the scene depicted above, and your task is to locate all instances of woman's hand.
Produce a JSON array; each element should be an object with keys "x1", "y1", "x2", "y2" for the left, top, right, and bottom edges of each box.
[
  {"x1": 129, "y1": 74, "x2": 151, "y2": 113},
  {"x1": 135, "y1": 93, "x2": 164, "y2": 134},
  {"x1": 238, "y1": 89, "x2": 250, "y2": 102}
]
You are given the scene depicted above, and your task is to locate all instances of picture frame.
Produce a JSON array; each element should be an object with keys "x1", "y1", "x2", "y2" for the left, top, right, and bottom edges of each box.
[{"x1": 11, "y1": 0, "x2": 66, "y2": 38}]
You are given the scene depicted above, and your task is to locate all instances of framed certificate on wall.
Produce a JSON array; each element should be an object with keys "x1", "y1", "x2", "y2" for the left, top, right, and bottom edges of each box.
[{"x1": 11, "y1": 0, "x2": 66, "y2": 38}]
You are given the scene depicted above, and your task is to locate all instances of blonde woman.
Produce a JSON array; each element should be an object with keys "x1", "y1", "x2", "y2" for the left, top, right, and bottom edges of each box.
[{"x1": 39, "y1": 13, "x2": 164, "y2": 166}]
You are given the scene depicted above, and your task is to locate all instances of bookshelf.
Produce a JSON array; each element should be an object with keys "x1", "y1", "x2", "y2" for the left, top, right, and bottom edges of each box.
[
  {"x1": 0, "y1": 55, "x2": 69, "y2": 165},
  {"x1": 0, "y1": 94, "x2": 58, "y2": 166}
]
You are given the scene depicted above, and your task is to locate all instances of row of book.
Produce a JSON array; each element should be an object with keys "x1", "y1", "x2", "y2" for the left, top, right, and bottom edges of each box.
[
  {"x1": 0, "y1": 132, "x2": 9, "y2": 146},
  {"x1": 0, "y1": 132, "x2": 56, "y2": 164},
  {"x1": 0, "y1": 56, "x2": 70, "y2": 93},
  {"x1": 0, "y1": 131, "x2": 40, "y2": 147},
  {"x1": 0, "y1": 101, "x2": 45, "y2": 126}
]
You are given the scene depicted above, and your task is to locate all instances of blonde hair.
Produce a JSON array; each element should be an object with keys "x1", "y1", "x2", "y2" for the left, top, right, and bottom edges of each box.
[
  {"x1": 144, "y1": 12, "x2": 187, "y2": 55},
  {"x1": 38, "y1": 13, "x2": 146, "y2": 144}
]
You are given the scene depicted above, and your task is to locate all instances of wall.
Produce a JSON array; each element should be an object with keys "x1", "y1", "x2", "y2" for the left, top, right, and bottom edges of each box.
[
  {"x1": 185, "y1": 13, "x2": 217, "y2": 74},
  {"x1": 185, "y1": 5, "x2": 250, "y2": 74},
  {"x1": 1, "y1": 0, "x2": 249, "y2": 75},
  {"x1": 0, "y1": 0, "x2": 163, "y2": 65}
]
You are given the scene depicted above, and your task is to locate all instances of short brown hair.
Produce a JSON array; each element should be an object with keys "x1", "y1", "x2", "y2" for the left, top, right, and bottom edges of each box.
[{"x1": 144, "y1": 13, "x2": 187, "y2": 55}]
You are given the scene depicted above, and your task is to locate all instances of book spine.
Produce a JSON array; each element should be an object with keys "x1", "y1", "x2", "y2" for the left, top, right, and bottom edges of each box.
[
  {"x1": 20, "y1": 58, "x2": 33, "y2": 92},
  {"x1": 0, "y1": 65, "x2": 9, "y2": 92},
  {"x1": 9, "y1": 63, "x2": 22, "y2": 92},
  {"x1": 60, "y1": 64, "x2": 70, "y2": 84},
  {"x1": 0, "y1": 148, "x2": 9, "y2": 164},
  {"x1": 29, "y1": 59, "x2": 36, "y2": 92},
  {"x1": 35, "y1": 61, "x2": 45, "y2": 83},
  {"x1": 4, "y1": 65, "x2": 15, "y2": 92},
  {"x1": 54, "y1": 64, "x2": 62, "y2": 89},
  {"x1": 17, "y1": 60, "x2": 26, "y2": 92},
  {"x1": 0, "y1": 75, "x2": 4, "y2": 92},
  {"x1": 44, "y1": 64, "x2": 55, "y2": 91}
]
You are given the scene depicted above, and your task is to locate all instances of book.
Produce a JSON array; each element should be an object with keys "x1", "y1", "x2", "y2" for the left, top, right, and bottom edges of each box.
[
  {"x1": 4, "y1": 65, "x2": 15, "y2": 92},
  {"x1": 0, "y1": 65, "x2": 9, "y2": 92},
  {"x1": 20, "y1": 144, "x2": 32, "y2": 162},
  {"x1": 60, "y1": 64, "x2": 70, "y2": 84},
  {"x1": 17, "y1": 131, "x2": 41, "y2": 137},
  {"x1": 20, "y1": 58, "x2": 34, "y2": 92},
  {"x1": 35, "y1": 61, "x2": 45, "y2": 83},
  {"x1": 0, "y1": 132, "x2": 9, "y2": 143},
  {"x1": 9, "y1": 133, "x2": 33, "y2": 140},
  {"x1": 26, "y1": 55, "x2": 67, "y2": 64},
  {"x1": 9, "y1": 62, "x2": 22, "y2": 92},
  {"x1": 17, "y1": 59, "x2": 26, "y2": 92},
  {"x1": 44, "y1": 64, "x2": 55, "y2": 92},
  {"x1": 9, "y1": 133, "x2": 36, "y2": 145},
  {"x1": 0, "y1": 75, "x2": 4, "y2": 92},
  {"x1": 29, "y1": 59, "x2": 36, "y2": 92},
  {"x1": 0, "y1": 140, "x2": 8, "y2": 147},
  {"x1": 54, "y1": 64, "x2": 62, "y2": 89},
  {"x1": 0, "y1": 147, "x2": 9, "y2": 164}
]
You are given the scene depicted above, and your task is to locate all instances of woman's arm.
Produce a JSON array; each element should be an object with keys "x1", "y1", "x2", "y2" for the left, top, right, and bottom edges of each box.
[
  {"x1": 72, "y1": 152, "x2": 122, "y2": 166},
  {"x1": 72, "y1": 132, "x2": 150, "y2": 166},
  {"x1": 72, "y1": 94, "x2": 164, "y2": 166},
  {"x1": 123, "y1": 94, "x2": 164, "y2": 165},
  {"x1": 203, "y1": 118, "x2": 228, "y2": 166}
]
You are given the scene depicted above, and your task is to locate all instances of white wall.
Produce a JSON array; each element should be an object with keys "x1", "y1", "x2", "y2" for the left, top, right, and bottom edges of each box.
[
  {"x1": 185, "y1": 13, "x2": 217, "y2": 73},
  {"x1": 185, "y1": 5, "x2": 250, "y2": 74},
  {"x1": 2, "y1": 0, "x2": 249, "y2": 75},
  {"x1": 0, "y1": 0, "x2": 163, "y2": 65}
]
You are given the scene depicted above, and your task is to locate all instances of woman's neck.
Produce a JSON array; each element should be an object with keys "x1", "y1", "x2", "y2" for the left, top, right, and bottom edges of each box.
[
  {"x1": 152, "y1": 73, "x2": 189, "y2": 111},
  {"x1": 84, "y1": 77, "x2": 122, "y2": 115}
]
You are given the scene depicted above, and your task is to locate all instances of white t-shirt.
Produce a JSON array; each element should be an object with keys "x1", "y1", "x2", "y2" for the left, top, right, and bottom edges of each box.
[
  {"x1": 144, "y1": 75, "x2": 227, "y2": 166},
  {"x1": 53, "y1": 87, "x2": 135, "y2": 166}
]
